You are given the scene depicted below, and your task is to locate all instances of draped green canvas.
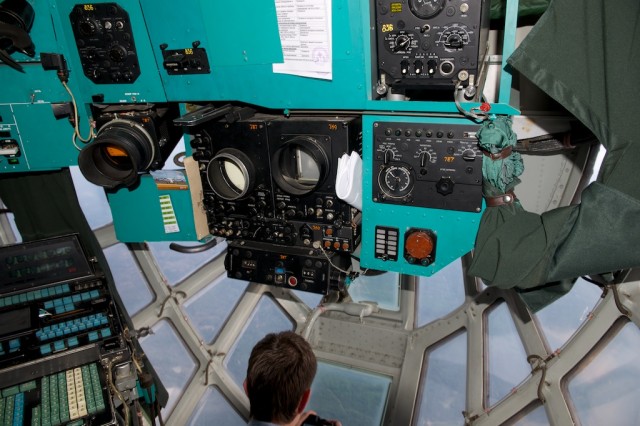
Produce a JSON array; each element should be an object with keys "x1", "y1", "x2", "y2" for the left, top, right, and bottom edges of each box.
[
  {"x1": 470, "y1": 0, "x2": 640, "y2": 310},
  {"x1": 490, "y1": 0, "x2": 551, "y2": 20}
]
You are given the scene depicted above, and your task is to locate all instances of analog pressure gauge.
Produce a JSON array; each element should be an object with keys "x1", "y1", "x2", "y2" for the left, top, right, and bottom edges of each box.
[
  {"x1": 379, "y1": 165, "x2": 414, "y2": 198},
  {"x1": 408, "y1": 0, "x2": 446, "y2": 19}
]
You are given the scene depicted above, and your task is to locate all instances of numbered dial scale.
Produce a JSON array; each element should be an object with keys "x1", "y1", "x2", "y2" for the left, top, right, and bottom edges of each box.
[
  {"x1": 372, "y1": 121, "x2": 483, "y2": 212},
  {"x1": 375, "y1": 0, "x2": 491, "y2": 90}
]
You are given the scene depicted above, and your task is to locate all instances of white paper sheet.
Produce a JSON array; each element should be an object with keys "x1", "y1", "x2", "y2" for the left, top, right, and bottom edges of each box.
[{"x1": 272, "y1": 0, "x2": 332, "y2": 80}]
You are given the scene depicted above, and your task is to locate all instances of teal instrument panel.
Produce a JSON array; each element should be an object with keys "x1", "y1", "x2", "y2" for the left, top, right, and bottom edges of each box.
[
  {"x1": 360, "y1": 115, "x2": 485, "y2": 276},
  {"x1": 0, "y1": 0, "x2": 520, "y2": 272}
]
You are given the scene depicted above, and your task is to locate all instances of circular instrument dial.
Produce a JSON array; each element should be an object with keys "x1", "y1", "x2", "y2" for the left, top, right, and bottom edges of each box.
[
  {"x1": 438, "y1": 25, "x2": 471, "y2": 51},
  {"x1": 379, "y1": 165, "x2": 414, "y2": 198},
  {"x1": 207, "y1": 148, "x2": 256, "y2": 200},
  {"x1": 394, "y1": 34, "x2": 411, "y2": 52},
  {"x1": 385, "y1": 31, "x2": 417, "y2": 55},
  {"x1": 408, "y1": 0, "x2": 446, "y2": 19}
]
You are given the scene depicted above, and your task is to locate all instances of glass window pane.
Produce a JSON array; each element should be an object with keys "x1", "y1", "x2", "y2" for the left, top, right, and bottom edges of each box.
[
  {"x1": 184, "y1": 276, "x2": 248, "y2": 344},
  {"x1": 505, "y1": 405, "x2": 549, "y2": 426},
  {"x1": 308, "y1": 362, "x2": 391, "y2": 426},
  {"x1": 415, "y1": 332, "x2": 467, "y2": 426},
  {"x1": 416, "y1": 259, "x2": 465, "y2": 327},
  {"x1": 104, "y1": 243, "x2": 154, "y2": 315},
  {"x1": 348, "y1": 272, "x2": 399, "y2": 311},
  {"x1": 535, "y1": 278, "x2": 601, "y2": 351},
  {"x1": 224, "y1": 296, "x2": 294, "y2": 387},
  {"x1": 291, "y1": 289, "x2": 323, "y2": 309},
  {"x1": 487, "y1": 302, "x2": 530, "y2": 406},
  {"x1": 69, "y1": 166, "x2": 113, "y2": 229},
  {"x1": 187, "y1": 386, "x2": 245, "y2": 426},
  {"x1": 568, "y1": 322, "x2": 640, "y2": 426},
  {"x1": 7, "y1": 212, "x2": 22, "y2": 243},
  {"x1": 147, "y1": 240, "x2": 227, "y2": 286},
  {"x1": 139, "y1": 320, "x2": 197, "y2": 418}
]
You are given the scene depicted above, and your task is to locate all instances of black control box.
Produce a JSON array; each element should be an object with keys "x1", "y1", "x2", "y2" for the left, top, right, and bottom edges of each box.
[
  {"x1": 225, "y1": 240, "x2": 350, "y2": 294},
  {"x1": 374, "y1": 0, "x2": 491, "y2": 94},
  {"x1": 69, "y1": 3, "x2": 140, "y2": 84},
  {"x1": 372, "y1": 121, "x2": 483, "y2": 212},
  {"x1": 188, "y1": 112, "x2": 362, "y2": 253}
]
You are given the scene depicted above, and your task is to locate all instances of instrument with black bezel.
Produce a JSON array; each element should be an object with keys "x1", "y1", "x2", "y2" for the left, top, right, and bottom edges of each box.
[
  {"x1": 187, "y1": 112, "x2": 362, "y2": 253},
  {"x1": 374, "y1": 0, "x2": 491, "y2": 95},
  {"x1": 266, "y1": 116, "x2": 362, "y2": 252},
  {"x1": 189, "y1": 114, "x2": 276, "y2": 241},
  {"x1": 372, "y1": 121, "x2": 483, "y2": 212},
  {"x1": 225, "y1": 240, "x2": 350, "y2": 295},
  {"x1": 69, "y1": 3, "x2": 140, "y2": 84}
]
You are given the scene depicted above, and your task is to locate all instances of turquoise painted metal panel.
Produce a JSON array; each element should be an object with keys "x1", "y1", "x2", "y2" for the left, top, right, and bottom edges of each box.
[
  {"x1": 138, "y1": 0, "x2": 222, "y2": 101},
  {"x1": 0, "y1": 0, "x2": 90, "y2": 175},
  {"x1": 360, "y1": 115, "x2": 484, "y2": 276},
  {"x1": 107, "y1": 173, "x2": 198, "y2": 242},
  {"x1": 150, "y1": 0, "x2": 519, "y2": 115},
  {"x1": 0, "y1": 66, "x2": 72, "y2": 104},
  {"x1": 0, "y1": 103, "x2": 81, "y2": 172},
  {"x1": 199, "y1": 0, "x2": 283, "y2": 66},
  {"x1": 50, "y1": 0, "x2": 167, "y2": 104},
  {"x1": 0, "y1": 0, "x2": 76, "y2": 104}
]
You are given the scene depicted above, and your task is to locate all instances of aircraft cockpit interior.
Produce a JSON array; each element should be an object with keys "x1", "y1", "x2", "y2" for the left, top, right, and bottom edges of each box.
[{"x1": 1, "y1": 0, "x2": 639, "y2": 425}]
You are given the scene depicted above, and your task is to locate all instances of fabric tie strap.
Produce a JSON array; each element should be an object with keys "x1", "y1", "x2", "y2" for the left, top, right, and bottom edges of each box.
[
  {"x1": 484, "y1": 190, "x2": 518, "y2": 207},
  {"x1": 481, "y1": 145, "x2": 513, "y2": 160}
]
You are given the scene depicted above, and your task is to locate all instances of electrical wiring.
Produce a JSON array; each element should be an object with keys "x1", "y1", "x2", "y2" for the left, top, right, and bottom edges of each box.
[
  {"x1": 314, "y1": 240, "x2": 352, "y2": 275},
  {"x1": 453, "y1": 80, "x2": 490, "y2": 122},
  {"x1": 62, "y1": 80, "x2": 96, "y2": 150},
  {"x1": 106, "y1": 360, "x2": 131, "y2": 426}
]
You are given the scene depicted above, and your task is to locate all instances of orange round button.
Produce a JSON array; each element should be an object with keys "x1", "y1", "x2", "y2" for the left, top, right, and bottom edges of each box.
[{"x1": 405, "y1": 231, "x2": 434, "y2": 260}]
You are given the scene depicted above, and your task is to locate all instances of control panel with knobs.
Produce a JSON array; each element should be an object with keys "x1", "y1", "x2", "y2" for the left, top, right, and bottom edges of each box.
[{"x1": 372, "y1": 121, "x2": 483, "y2": 213}]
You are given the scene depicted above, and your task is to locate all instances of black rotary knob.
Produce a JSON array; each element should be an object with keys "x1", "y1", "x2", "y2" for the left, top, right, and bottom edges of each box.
[
  {"x1": 436, "y1": 177, "x2": 455, "y2": 195},
  {"x1": 108, "y1": 45, "x2": 128, "y2": 62}
]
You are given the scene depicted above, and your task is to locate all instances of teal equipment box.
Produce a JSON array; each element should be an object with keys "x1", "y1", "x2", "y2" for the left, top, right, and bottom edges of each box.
[
  {"x1": 360, "y1": 115, "x2": 485, "y2": 276},
  {"x1": 106, "y1": 170, "x2": 201, "y2": 242}
]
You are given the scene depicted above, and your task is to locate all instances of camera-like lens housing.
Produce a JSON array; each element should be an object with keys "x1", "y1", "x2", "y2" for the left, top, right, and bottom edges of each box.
[{"x1": 78, "y1": 104, "x2": 181, "y2": 188}]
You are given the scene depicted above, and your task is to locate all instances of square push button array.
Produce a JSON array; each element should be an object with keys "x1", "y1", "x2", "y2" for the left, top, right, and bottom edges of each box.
[{"x1": 374, "y1": 226, "x2": 399, "y2": 261}]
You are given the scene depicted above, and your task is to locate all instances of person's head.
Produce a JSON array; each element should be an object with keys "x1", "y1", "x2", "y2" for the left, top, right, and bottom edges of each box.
[{"x1": 244, "y1": 331, "x2": 317, "y2": 424}]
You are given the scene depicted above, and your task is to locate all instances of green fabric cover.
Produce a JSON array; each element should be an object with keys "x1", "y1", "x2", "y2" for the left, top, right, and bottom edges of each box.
[
  {"x1": 490, "y1": 0, "x2": 551, "y2": 20},
  {"x1": 0, "y1": 170, "x2": 98, "y2": 251},
  {"x1": 477, "y1": 116, "x2": 523, "y2": 193},
  {"x1": 470, "y1": 0, "x2": 640, "y2": 310}
]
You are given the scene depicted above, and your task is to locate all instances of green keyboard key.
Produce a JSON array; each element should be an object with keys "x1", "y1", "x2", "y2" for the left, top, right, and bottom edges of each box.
[
  {"x1": 31, "y1": 405, "x2": 40, "y2": 426},
  {"x1": 4, "y1": 395, "x2": 14, "y2": 426},
  {"x1": 0, "y1": 397, "x2": 5, "y2": 423},
  {"x1": 89, "y1": 364, "x2": 106, "y2": 411},
  {"x1": 82, "y1": 367, "x2": 96, "y2": 414},
  {"x1": 40, "y1": 377, "x2": 50, "y2": 426},
  {"x1": 19, "y1": 381, "x2": 37, "y2": 393},
  {"x1": 2, "y1": 386, "x2": 20, "y2": 397},
  {"x1": 49, "y1": 374, "x2": 59, "y2": 426},
  {"x1": 57, "y1": 373, "x2": 69, "y2": 423}
]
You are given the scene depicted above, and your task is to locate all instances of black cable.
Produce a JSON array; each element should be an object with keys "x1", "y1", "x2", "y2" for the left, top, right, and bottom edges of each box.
[{"x1": 169, "y1": 238, "x2": 219, "y2": 254}]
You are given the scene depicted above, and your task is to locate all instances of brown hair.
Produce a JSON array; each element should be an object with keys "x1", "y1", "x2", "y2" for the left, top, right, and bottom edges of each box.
[{"x1": 246, "y1": 331, "x2": 317, "y2": 423}]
